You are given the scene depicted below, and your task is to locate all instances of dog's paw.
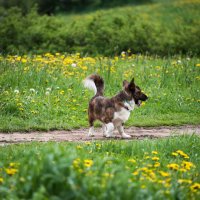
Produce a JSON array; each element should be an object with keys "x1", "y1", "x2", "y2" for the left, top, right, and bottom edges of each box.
[
  {"x1": 122, "y1": 134, "x2": 131, "y2": 139},
  {"x1": 88, "y1": 133, "x2": 95, "y2": 137},
  {"x1": 105, "y1": 134, "x2": 115, "y2": 138}
]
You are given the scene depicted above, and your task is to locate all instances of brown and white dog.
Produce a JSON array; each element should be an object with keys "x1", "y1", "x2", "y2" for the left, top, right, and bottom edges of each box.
[{"x1": 83, "y1": 74, "x2": 148, "y2": 138}]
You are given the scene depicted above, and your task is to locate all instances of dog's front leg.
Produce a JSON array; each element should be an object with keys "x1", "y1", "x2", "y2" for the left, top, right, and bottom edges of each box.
[
  {"x1": 102, "y1": 124, "x2": 107, "y2": 137},
  {"x1": 105, "y1": 123, "x2": 115, "y2": 138},
  {"x1": 117, "y1": 125, "x2": 131, "y2": 138},
  {"x1": 88, "y1": 126, "x2": 95, "y2": 137}
]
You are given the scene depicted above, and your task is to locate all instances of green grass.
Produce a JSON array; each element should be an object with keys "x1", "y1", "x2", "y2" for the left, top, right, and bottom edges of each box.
[
  {"x1": 0, "y1": 53, "x2": 200, "y2": 132},
  {"x1": 0, "y1": 135, "x2": 200, "y2": 199}
]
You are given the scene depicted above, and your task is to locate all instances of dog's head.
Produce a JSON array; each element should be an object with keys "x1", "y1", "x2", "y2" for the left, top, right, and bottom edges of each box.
[{"x1": 123, "y1": 78, "x2": 148, "y2": 107}]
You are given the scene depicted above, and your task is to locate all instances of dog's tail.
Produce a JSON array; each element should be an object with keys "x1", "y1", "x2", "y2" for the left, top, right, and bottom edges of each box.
[{"x1": 83, "y1": 74, "x2": 104, "y2": 96}]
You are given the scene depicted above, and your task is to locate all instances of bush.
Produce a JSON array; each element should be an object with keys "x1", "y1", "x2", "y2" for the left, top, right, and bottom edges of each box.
[{"x1": 0, "y1": 0, "x2": 200, "y2": 55}]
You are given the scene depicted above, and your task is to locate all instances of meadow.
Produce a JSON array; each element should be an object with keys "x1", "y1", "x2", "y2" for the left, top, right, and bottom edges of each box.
[
  {"x1": 0, "y1": 135, "x2": 200, "y2": 199},
  {"x1": 0, "y1": 53, "x2": 200, "y2": 132},
  {"x1": 0, "y1": 0, "x2": 200, "y2": 198}
]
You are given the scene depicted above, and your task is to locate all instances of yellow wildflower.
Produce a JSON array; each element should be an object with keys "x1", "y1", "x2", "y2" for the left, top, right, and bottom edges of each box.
[
  {"x1": 159, "y1": 171, "x2": 170, "y2": 177},
  {"x1": 152, "y1": 151, "x2": 158, "y2": 155},
  {"x1": 84, "y1": 159, "x2": 93, "y2": 168},
  {"x1": 128, "y1": 159, "x2": 136, "y2": 163},
  {"x1": 141, "y1": 184, "x2": 146, "y2": 189},
  {"x1": 72, "y1": 158, "x2": 81, "y2": 168},
  {"x1": 176, "y1": 150, "x2": 189, "y2": 159},
  {"x1": 9, "y1": 162, "x2": 19, "y2": 168},
  {"x1": 59, "y1": 90, "x2": 65, "y2": 95},
  {"x1": 167, "y1": 163, "x2": 179, "y2": 171},
  {"x1": 85, "y1": 141, "x2": 91, "y2": 145},
  {"x1": 0, "y1": 177, "x2": 4, "y2": 184},
  {"x1": 154, "y1": 162, "x2": 160, "y2": 168},
  {"x1": 178, "y1": 179, "x2": 192, "y2": 184},
  {"x1": 132, "y1": 171, "x2": 139, "y2": 176},
  {"x1": 5, "y1": 168, "x2": 18, "y2": 175},
  {"x1": 76, "y1": 145, "x2": 83, "y2": 149},
  {"x1": 152, "y1": 156, "x2": 159, "y2": 161},
  {"x1": 171, "y1": 152, "x2": 178, "y2": 156},
  {"x1": 103, "y1": 173, "x2": 113, "y2": 178},
  {"x1": 190, "y1": 182, "x2": 200, "y2": 192},
  {"x1": 196, "y1": 64, "x2": 200, "y2": 67},
  {"x1": 181, "y1": 161, "x2": 195, "y2": 170}
]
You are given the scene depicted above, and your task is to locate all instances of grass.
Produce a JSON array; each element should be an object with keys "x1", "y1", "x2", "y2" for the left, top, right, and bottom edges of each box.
[
  {"x1": 0, "y1": 135, "x2": 200, "y2": 199},
  {"x1": 0, "y1": 53, "x2": 200, "y2": 132}
]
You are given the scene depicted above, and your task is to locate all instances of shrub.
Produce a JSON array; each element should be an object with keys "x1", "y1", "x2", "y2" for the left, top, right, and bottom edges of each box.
[{"x1": 0, "y1": 0, "x2": 200, "y2": 55}]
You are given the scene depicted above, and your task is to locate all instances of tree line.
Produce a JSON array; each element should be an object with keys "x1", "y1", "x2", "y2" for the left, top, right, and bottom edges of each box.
[{"x1": 0, "y1": 0, "x2": 152, "y2": 14}]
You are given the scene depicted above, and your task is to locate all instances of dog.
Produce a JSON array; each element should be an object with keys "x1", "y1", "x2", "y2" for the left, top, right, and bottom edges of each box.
[{"x1": 83, "y1": 74, "x2": 148, "y2": 138}]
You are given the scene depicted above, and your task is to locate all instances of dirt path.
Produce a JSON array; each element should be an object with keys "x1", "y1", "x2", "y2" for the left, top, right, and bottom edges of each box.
[{"x1": 0, "y1": 125, "x2": 199, "y2": 145}]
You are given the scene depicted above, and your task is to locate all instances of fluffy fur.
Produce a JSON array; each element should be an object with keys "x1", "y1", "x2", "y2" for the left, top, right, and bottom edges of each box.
[{"x1": 83, "y1": 74, "x2": 148, "y2": 138}]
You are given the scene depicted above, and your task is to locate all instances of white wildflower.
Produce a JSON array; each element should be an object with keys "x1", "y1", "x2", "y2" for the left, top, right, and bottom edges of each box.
[
  {"x1": 177, "y1": 60, "x2": 182, "y2": 64},
  {"x1": 46, "y1": 87, "x2": 51, "y2": 92},
  {"x1": 30, "y1": 88, "x2": 35, "y2": 93},
  {"x1": 14, "y1": 89, "x2": 19, "y2": 94},
  {"x1": 71, "y1": 63, "x2": 77, "y2": 67},
  {"x1": 45, "y1": 91, "x2": 50, "y2": 96}
]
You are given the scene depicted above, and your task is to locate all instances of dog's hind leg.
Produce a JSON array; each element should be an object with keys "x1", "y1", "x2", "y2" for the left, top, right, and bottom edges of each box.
[
  {"x1": 117, "y1": 125, "x2": 131, "y2": 138},
  {"x1": 105, "y1": 123, "x2": 115, "y2": 138},
  {"x1": 88, "y1": 118, "x2": 95, "y2": 137},
  {"x1": 102, "y1": 123, "x2": 107, "y2": 137}
]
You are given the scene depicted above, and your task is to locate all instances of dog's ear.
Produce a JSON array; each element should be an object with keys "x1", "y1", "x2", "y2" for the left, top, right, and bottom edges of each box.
[
  {"x1": 123, "y1": 80, "x2": 129, "y2": 88},
  {"x1": 129, "y1": 78, "x2": 135, "y2": 85},
  {"x1": 128, "y1": 78, "x2": 135, "y2": 91}
]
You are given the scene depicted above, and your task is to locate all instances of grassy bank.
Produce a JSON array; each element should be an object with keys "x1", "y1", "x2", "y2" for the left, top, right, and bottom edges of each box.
[
  {"x1": 0, "y1": 0, "x2": 200, "y2": 55},
  {"x1": 0, "y1": 53, "x2": 199, "y2": 132},
  {"x1": 0, "y1": 135, "x2": 200, "y2": 199}
]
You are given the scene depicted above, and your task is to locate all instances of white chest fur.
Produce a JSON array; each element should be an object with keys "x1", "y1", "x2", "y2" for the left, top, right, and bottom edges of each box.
[
  {"x1": 113, "y1": 100, "x2": 135, "y2": 125},
  {"x1": 113, "y1": 108, "x2": 131, "y2": 123}
]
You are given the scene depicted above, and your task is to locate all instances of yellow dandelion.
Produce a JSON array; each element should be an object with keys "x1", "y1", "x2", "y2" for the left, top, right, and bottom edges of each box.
[
  {"x1": 5, "y1": 168, "x2": 18, "y2": 175},
  {"x1": 178, "y1": 179, "x2": 192, "y2": 184},
  {"x1": 152, "y1": 151, "x2": 158, "y2": 155},
  {"x1": 103, "y1": 173, "x2": 113, "y2": 178},
  {"x1": 0, "y1": 177, "x2": 4, "y2": 184},
  {"x1": 84, "y1": 159, "x2": 93, "y2": 168},
  {"x1": 171, "y1": 152, "x2": 178, "y2": 156},
  {"x1": 152, "y1": 157, "x2": 159, "y2": 161},
  {"x1": 167, "y1": 163, "x2": 179, "y2": 171},
  {"x1": 181, "y1": 161, "x2": 195, "y2": 170},
  {"x1": 176, "y1": 150, "x2": 189, "y2": 159},
  {"x1": 196, "y1": 63, "x2": 200, "y2": 67},
  {"x1": 154, "y1": 162, "x2": 160, "y2": 168},
  {"x1": 190, "y1": 182, "x2": 200, "y2": 193},
  {"x1": 159, "y1": 171, "x2": 170, "y2": 177},
  {"x1": 76, "y1": 145, "x2": 83, "y2": 149},
  {"x1": 141, "y1": 184, "x2": 146, "y2": 189},
  {"x1": 128, "y1": 159, "x2": 136, "y2": 163},
  {"x1": 9, "y1": 162, "x2": 19, "y2": 168},
  {"x1": 132, "y1": 171, "x2": 139, "y2": 176},
  {"x1": 85, "y1": 141, "x2": 91, "y2": 145},
  {"x1": 59, "y1": 90, "x2": 65, "y2": 95}
]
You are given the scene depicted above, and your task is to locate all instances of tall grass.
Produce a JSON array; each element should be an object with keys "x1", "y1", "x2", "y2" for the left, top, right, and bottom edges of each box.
[
  {"x1": 0, "y1": 135, "x2": 200, "y2": 199},
  {"x1": 0, "y1": 53, "x2": 199, "y2": 132}
]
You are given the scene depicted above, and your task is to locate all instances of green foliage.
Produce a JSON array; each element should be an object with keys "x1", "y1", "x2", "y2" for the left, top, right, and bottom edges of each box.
[
  {"x1": 0, "y1": 0, "x2": 200, "y2": 55},
  {"x1": 0, "y1": 0, "x2": 152, "y2": 14},
  {"x1": 0, "y1": 135, "x2": 200, "y2": 199}
]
